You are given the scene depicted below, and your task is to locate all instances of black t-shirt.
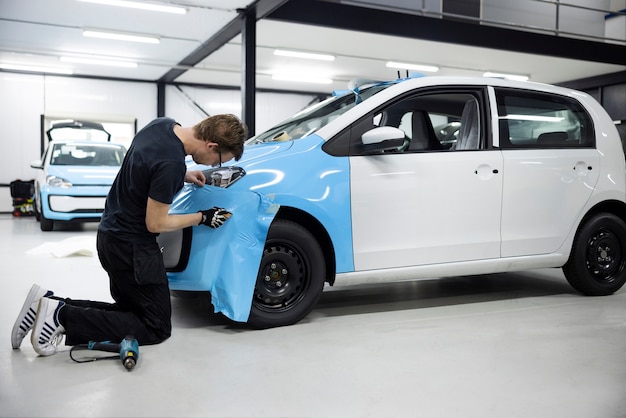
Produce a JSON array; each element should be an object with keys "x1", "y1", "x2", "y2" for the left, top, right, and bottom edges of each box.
[{"x1": 99, "y1": 117, "x2": 186, "y2": 238}]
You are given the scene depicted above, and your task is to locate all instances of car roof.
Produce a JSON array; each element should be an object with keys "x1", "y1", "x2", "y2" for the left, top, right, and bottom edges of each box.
[{"x1": 387, "y1": 75, "x2": 581, "y2": 96}]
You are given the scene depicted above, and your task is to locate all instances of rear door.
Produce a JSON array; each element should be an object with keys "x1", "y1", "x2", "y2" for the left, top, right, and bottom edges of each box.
[{"x1": 493, "y1": 87, "x2": 600, "y2": 257}]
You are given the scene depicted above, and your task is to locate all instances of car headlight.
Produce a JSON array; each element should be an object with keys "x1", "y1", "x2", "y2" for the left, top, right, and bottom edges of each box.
[
  {"x1": 46, "y1": 175, "x2": 72, "y2": 188},
  {"x1": 203, "y1": 166, "x2": 245, "y2": 188}
]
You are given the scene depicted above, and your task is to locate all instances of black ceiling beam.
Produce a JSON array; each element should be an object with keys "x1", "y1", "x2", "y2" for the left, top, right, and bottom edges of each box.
[
  {"x1": 267, "y1": 0, "x2": 626, "y2": 66},
  {"x1": 558, "y1": 70, "x2": 626, "y2": 90},
  {"x1": 241, "y1": 9, "x2": 257, "y2": 136},
  {"x1": 158, "y1": 0, "x2": 290, "y2": 83}
]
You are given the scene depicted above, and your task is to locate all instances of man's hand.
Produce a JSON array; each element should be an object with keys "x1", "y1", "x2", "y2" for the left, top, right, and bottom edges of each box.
[
  {"x1": 198, "y1": 207, "x2": 232, "y2": 228},
  {"x1": 185, "y1": 170, "x2": 206, "y2": 186}
]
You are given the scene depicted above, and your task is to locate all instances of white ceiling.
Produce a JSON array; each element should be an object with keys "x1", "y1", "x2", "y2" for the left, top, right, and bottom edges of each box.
[{"x1": 1, "y1": 0, "x2": 625, "y2": 94}]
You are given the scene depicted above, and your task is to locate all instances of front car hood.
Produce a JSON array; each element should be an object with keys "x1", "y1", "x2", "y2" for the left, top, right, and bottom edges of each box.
[
  {"x1": 45, "y1": 165, "x2": 119, "y2": 185},
  {"x1": 185, "y1": 140, "x2": 294, "y2": 172}
]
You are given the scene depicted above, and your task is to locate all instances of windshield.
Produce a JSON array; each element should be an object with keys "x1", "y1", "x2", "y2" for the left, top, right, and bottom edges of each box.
[
  {"x1": 51, "y1": 143, "x2": 126, "y2": 166},
  {"x1": 248, "y1": 83, "x2": 392, "y2": 144}
]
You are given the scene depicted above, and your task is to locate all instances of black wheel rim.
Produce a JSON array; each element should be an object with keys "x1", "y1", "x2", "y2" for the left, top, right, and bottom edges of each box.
[
  {"x1": 585, "y1": 228, "x2": 624, "y2": 284},
  {"x1": 253, "y1": 242, "x2": 308, "y2": 312}
]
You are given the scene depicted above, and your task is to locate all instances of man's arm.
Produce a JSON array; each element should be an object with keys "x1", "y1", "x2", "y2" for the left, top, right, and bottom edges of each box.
[{"x1": 145, "y1": 197, "x2": 202, "y2": 233}]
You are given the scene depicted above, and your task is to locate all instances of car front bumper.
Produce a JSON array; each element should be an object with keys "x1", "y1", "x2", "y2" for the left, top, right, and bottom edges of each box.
[{"x1": 41, "y1": 185, "x2": 111, "y2": 221}]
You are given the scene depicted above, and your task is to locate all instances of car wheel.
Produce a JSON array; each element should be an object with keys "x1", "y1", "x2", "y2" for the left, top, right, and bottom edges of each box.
[
  {"x1": 38, "y1": 194, "x2": 54, "y2": 231},
  {"x1": 247, "y1": 219, "x2": 326, "y2": 328},
  {"x1": 563, "y1": 213, "x2": 626, "y2": 296},
  {"x1": 32, "y1": 187, "x2": 41, "y2": 221},
  {"x1": 33, "y1": 201, "x2": 41, "y2": 221}
]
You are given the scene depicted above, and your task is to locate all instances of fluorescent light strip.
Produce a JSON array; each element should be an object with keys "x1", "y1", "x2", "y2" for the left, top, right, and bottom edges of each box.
[
  {"x1": 274, "y1": 49, "x2": 335, "y2": 61},
  {"x1": 60, "y1": 56, "x2": 137, "y2": 68},
  {"x1": 0, "y1": 63, "x2": 73, "y2": 75},
  {"x1": 483, "y1": 71, "x2": 529, "y2": 81},
  {"x1": 77, "y1": 0, "x2": 186, "y2": 14},
  {"x1": 83, "y1": 29, "x2": 160, "y2": 44},
  {"x1": 386, "y1": 61, "x2": 439, "y2": 72},
  {"x1": 272, "y1": 74, "x2": 333, "y2": 84},
  {"x1": 502, "y1": 115, "x2": 564, "y2": 122}
]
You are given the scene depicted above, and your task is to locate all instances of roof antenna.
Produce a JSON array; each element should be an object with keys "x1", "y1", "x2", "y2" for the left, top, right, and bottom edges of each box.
[{"x1": 406, "y1": 70, "x2": 409, "y2": 78}]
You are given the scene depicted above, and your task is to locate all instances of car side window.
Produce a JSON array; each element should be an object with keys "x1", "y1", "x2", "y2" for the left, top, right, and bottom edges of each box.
[
  {"x1": 495, "y1": 88, "x2": 594, "y2": 149},
  {"x1": 347, "y1": 90, "x2": 485, "y2": 155}
]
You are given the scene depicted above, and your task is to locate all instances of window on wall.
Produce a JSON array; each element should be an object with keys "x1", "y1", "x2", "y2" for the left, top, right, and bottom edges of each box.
[
  {"x1": 101, "y1": 122, "x2": 135, "y2": 149},
  {"x1": 494, "y1": 88, "x2": 595, "y2": 149}
]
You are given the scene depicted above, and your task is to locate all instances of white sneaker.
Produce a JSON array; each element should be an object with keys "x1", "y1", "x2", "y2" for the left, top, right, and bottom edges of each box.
[
  {"x1": 31, "y1": 297, "x2": 65, "y2": 356},
  {"x1": 11, "y1": 284, "x2": 53, "y2": 349}
]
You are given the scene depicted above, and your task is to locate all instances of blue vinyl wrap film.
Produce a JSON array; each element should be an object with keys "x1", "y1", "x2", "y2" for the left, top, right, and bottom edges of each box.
[{"x1": 167, "y1": 185, "x2": 279, "y2": 322}]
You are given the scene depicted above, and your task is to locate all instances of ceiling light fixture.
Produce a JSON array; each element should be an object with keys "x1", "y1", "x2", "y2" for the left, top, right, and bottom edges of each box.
[
  {"x1": 0, "y1": 63, "x2": 74, "y2": 75},
  {"x1": 272, "y1": 74, "x2": 333, "y2": 84},
  {"x1": 77, "y1": 0, "x2": 187, "y2": 14},
  {"x1": 83, "y1": 29, "x2": 160, "y2": 44},
  {"x1": 483, "y1": 71, "x2": 529, "y2": 81},
  {"x1": 386, "y1": 61, "x2": 439, "y2": 72},
  {"x1": 60, "y1": 56, "x2": 138, "y2": 68},
  {"x1": 274, "y1": 49, "x2": 336, "y2": 61}
]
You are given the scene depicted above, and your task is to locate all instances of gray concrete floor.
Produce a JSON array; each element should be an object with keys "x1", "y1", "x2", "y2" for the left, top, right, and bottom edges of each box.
[{"x1": 1, "y1": 213, "x2": 626, "y2": 418}]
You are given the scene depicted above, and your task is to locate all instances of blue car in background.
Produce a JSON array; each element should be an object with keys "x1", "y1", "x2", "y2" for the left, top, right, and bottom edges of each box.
[
  {"x1": 30, "y1": 120, "x2": 127, "y2": 231},
  {"x1": 159, "y1": 76, "x2": 626, "y2": 329}
]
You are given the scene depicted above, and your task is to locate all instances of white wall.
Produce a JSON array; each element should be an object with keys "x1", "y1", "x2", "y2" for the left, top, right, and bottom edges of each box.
[
  {"x1": 166, "y1": 85, "x2": 317, "y2": 135},
  {"x1": 0, "y1": 73, "x2": 157, "y2": 211},
  {"x1": 0, "y1": 73, "x2": 44, "y2": 189},
  {"x1": 0, "y1": 73, "x2": 319, "y2": 212}
]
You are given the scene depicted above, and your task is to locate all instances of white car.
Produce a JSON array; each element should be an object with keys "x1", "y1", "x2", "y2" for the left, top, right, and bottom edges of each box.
[
  {"x1": 31, "y1": 121, "x2": 126, "y2": 231},
  {"x1": 161, "y1": 76, "x2": 626, "y2": 328}
]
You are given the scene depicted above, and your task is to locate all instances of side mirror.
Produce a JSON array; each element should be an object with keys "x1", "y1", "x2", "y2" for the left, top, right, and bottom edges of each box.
[
  {"x1": 360, "y1": 126, "x2": 406, "y2": 153},
  {"x1": 30, "y1": 160, "x2": 43, "y2": 169}
]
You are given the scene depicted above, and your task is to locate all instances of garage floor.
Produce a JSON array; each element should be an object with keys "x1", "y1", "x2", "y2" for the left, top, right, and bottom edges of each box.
[{"x1": 2, "y1": 214, "x2": 626, "y2": 418}]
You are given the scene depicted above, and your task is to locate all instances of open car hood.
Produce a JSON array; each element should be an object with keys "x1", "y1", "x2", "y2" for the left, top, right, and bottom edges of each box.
[{"x1": 46, "y1": 120, "x2": 111, "y2": 142}]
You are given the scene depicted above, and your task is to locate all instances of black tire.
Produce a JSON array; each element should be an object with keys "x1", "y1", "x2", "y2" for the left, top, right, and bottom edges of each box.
[
  {"x1": 247, "y1": 219, "x2": 326, "y2": 329},
  {"x1": 36, "y1": 191, "x2": 54, "y2": 231},
  {"x1": 33, "y1": 188, "x2": 41, "y2": 221},
  {"x1": 563, "y1": 213, "x2": 626, "y2": 296},
  {"x1": 39, "y1": 212, "x2": 54, "y2": 231}
]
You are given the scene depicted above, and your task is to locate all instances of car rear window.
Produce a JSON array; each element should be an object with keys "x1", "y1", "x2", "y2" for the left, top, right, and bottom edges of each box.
[{"x1": 495, "y1": 88, "x2": 594, "y2": 149}]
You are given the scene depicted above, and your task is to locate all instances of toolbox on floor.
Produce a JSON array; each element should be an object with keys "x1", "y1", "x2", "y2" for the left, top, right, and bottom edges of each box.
[{"x1": 10, "y1": 179, "x2": 35, "y2": 217}]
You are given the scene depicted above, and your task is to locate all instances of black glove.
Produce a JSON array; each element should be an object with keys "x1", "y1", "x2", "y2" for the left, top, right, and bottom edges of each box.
[{"x1": 198, "y1": 207, "x2": 232, "y2": 228}]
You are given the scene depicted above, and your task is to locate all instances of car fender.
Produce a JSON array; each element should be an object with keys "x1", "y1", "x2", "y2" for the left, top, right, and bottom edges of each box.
[
  {"x1": 167, "y1": 185, "x2": 279, "y2": 321},
  {"x1": 232, "y1": 134, "x2": 355, "y2": 273},
  {"x1": 555, "y1": 188, "x2": 626, "y2": 262}
]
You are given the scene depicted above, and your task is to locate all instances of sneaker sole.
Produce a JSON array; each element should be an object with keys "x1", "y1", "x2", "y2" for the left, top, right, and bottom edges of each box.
[{"x1": 11, "y1": 285, "x2": 46, "y2": 349}]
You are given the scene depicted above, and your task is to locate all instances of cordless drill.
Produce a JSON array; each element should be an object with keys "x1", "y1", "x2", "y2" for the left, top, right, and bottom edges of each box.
[{"x1": 87, "y1": 336, "x2": 139, "y2": 371}]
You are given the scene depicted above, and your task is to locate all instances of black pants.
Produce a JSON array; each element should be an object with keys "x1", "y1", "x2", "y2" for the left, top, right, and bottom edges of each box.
[{"x1": 61, "y1": 231, "x2": 172, "y2": 346}]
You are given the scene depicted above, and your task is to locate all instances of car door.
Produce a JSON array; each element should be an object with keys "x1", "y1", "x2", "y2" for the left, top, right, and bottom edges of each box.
[
  {"x1": 348, "y1": 89, "x2": 504, "y2": 271},
  {"x1": 493, "y1": 87, "x2": 600, "y2": 257}
]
